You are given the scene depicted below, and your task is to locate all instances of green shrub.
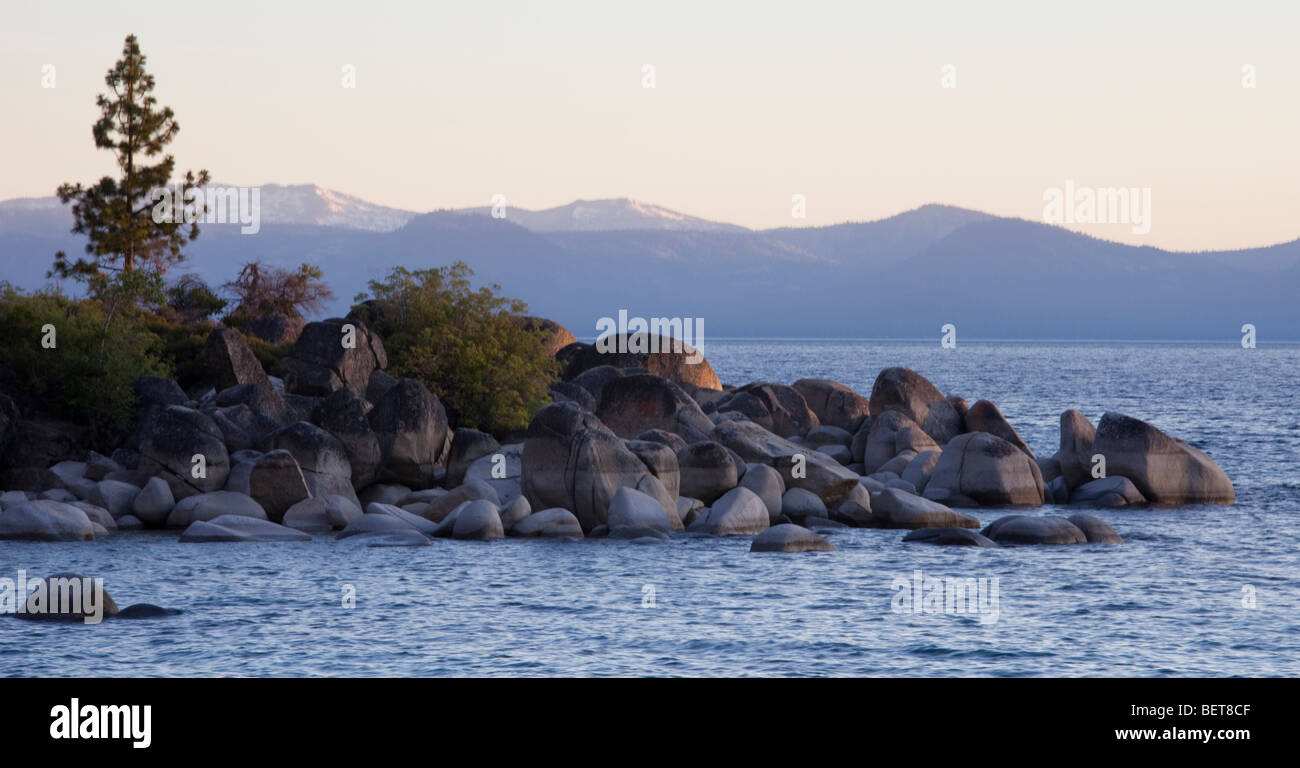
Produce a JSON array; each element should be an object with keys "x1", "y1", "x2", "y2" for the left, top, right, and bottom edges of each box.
[
  {"x1": 244, "y1": 335, "x2": 285, "y2": 377},
  {"x1": 0, "y1": 282, "x2": 171, "y2": 443},
  {"x1": 353, "y1": 263, "x2": 557, "y2": 434}
]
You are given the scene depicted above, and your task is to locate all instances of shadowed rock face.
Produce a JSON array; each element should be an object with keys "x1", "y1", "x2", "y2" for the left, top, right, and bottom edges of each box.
[
  {"x1": 868, "y1": 367, "x2": 963, "y2": 445},
  {"x1": 281, "y1": 319, "x2": 387, "y2": 397},
  {"x1": 964, "y1": 400, "x2": 1034, "y2": 459},
  {"x1": 595, "y1": 374, "x2": 714, "y2": 443},
  {"x1": 711, "y1": 419, "x2": 859, "y2": 504},
  {"x1": 557, "y1": 335, "x2": 722, "y2": 391},
  {"x1": 521, "y1": 402, "x2": 653, "y2": 532},
  {"x1": 1092, "y1": 413, "x2": 1234, "y2": 505},
  {"x1": 1058, "y1": 409, "x2": 1097, "y2": 489},
  {"x1": 792, "y1": 379, "x2": 871, "y2": 433},
  {"x1": 981, "y1": 515, "x2": 1088, "y2": 545},
  {"x1": 923, "y1": 431, "x2": 1046, "y2": 506}
]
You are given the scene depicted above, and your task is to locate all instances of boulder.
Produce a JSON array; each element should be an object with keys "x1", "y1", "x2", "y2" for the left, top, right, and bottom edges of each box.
[
  {"x1": 368, "y1": 378, "x2": 451, "y2": 488},
  {"x1": 365, "y1": 502, "x2": 440, "y2": 535},
  {"x1": 282, "y1": 497, "x2": 334, "y2": 532},
  {"x1": 750, "y1": 524, "x2": 836, "y2": 553},
  {"x1": 324, "y1": 494, "x2": 364, "y2": 528},
  {"x1": 0, "y1": 500, "x2": 95, "y2": 541},
  {"x1": 792, "y1": 379, "x2": 870, "y2": 432},
  {"x1": 521, "y1": 402, "x2": 652, "y2": 532},
  {"x1": 511, "y1": 508, "x2": 584, "y2": 538},
  {"x1": 89, "y1": 480, "x2": 141, "y2": 518},
  {"x1": 14, "y1": 572, "x2": 119, "y2": 620},
  {"x1": 311, "y1": 388, "x2": 383, "y2": 489},
  {"x1": 83, "y1": 451, "x2": 123, "y2": 482},
  {"x1": 739, "y1": 464, "x2": 785, "y2": 523},
  {"x1": 688, "y1": 486, "x2": 769, "y2": 535},
  {"x1": 569, "y1": 365, "x2": 625, "y2": 407},
  {"x1": 179, "y1": 515, "x2": 311, "y2": 543},
  {"x1": 204, "y1": 328, "x2": 287, "y2": 420},
  {"x1": 1058, "y1": 410, "x2": 1097, "y2": 489},
  {"x1": 636, "y1": 428, "x2": 688, "y2": 454},
  {"x1": 498, "y1": 495, "x2": 531, "y2": 532},
  {"x1": 900, "y1": 449, "x2": 942, "y2": 492},
  {"x1": 963, "y1": 400, "x2": 1034, "y2": 458},
  {"x1": 166, "y1": 491, "x2": 268, "y2": 528},
  {"x1": 270, "y1": 421, "x2": 352, "y2": 479},
  {"x1": 861, "y1": 410, "x2": 924, "y2": 475},
  {"x1": 280, "y1": 318, "x2": 386, "y2": 397},
  {"x1": 676, "y1": 441, "x2": 740, "y2": 504},
  {"x1": 872, "y1": 488, "x2": 980, "y2": 530},
  {"x1": 711, "y1": 419, "x2": 859, "y2": 504},
  {"x1": 902, "y1": 527, "x2": 998, "y2": 546},
  {"x1": 464, "y1": 442, "x2": 523, "y2": 507},
  {"x1": 981, "y1": 515, "x2": 1087, "y2": 545},
  {"x1": 451, "y1": 499, "x2": 505, "y2": 540},
  {"x1": 595, "y1": 374, "x2": 715, "y2": 443},
  {"x1": 780, "y1": 487, "x2": 827, "y2": 522},
  {"x1": 338, "y1": 513, "x2": 429, "y2": 540},
  {"x1": 421, "y1": 480, "x2": 499, "y2": 523},
  {"x1": 548, "y1": 380, "x2": 598, "y2": 411},
  {"x1": 131, "y1": 476, "x2": 175, "y2": 527},
  {"x1": 1069, "y1": 476, "x2": 1146, "y2": 507},
  {"x1": 923, "y1": 432, "x2": 1045, "y2": 506},
  {"x1": 868, "y1": 367, "x2": 962, "y2": 445},
  {"x1": 243, "y1": 450, "x2": 310, "y2": 522},
  {"x1": 624, "y1": 439, "x2": 681, "y2": 499},
  {"x1": 1091, "y1": 413, "x2": 1234, "y2": 505},
  {"x1": 138, "y1": 406, "x2": 231, "y2": 493},
  {"x1": 734, "y1": 382, "x2": 819, "y2": 437},
  {"x1": 636, "y1": 473, "x2": 683, "y2": 531},
  {"x1": 557, "y1": 335, "x2": 722, "y2": 391},
  {"x1": 607, "y1": 486, "x2": 674, "y2": 536},
  {"x1": 445, "y1": 428, "x2": 501, "y2": 488},
  {"x1": 833, "y1": 483, "x2": 874, "y2": 527},
  {"x1": 1066, "y1": 513, "x2": 1124, "y2": 544}
]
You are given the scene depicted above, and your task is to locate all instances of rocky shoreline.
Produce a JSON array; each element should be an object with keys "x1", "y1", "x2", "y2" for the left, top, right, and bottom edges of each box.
[{"x1": 0, "y1": 321, "x2": 1235, "y2": 555}]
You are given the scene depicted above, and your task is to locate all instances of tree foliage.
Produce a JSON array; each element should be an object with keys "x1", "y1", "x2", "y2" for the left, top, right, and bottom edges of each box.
[
  {"x1": 223, "y1": 260, "x2": 333, "y2": 322},
  {"x1": 51, "y1": 34, "x2": 209, "y2": 297},
  {"x1": 354, "y1": 263, "x2": 557, "y2": 434}
]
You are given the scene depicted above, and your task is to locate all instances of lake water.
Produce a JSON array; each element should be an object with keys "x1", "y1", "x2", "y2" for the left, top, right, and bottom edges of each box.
[{"x1": 3, "y1": 340, "x2": 1298, "y2": 677}]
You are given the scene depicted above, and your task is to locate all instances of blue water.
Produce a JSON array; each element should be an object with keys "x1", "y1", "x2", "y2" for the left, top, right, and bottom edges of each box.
[{"x1": 3, "y1": 340, "x2": 1298, "y2": 676}]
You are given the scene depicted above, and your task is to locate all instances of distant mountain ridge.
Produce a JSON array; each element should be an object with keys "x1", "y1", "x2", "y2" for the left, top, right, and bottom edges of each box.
[{"x1": 2, "y1": 187, "x2": 1297, "y2": 340}]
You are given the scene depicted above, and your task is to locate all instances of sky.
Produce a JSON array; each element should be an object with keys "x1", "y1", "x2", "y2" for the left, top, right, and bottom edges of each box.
[{"x1": 2, "y1": 0, "x2": 1297, "y2": 250}]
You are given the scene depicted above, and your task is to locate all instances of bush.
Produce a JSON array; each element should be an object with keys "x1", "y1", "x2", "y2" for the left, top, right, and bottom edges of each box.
[
  {"x1": 0, "y1": 283, "x2": 171, "y2": 443},
  {"x1": 353, "y1": 263, "x2": 557, "y2": 434}
]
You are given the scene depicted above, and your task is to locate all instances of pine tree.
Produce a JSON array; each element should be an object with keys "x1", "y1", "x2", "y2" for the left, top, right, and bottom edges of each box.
[{"x1": 51, "y1": 34, "x2": 210, "y2": 303}]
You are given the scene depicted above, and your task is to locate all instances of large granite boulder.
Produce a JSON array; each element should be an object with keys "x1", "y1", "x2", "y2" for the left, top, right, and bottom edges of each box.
[
  {"x1": 963, "y1": 400, "x2": 1034, "y2": 458},
  {"x1": 1091, "y1": 413, "x2": 1234, "y2": 505},
  {"x1": 595, "y1": 374, "x2": 715, "y2": 443},
  {"x1": 557, "y1": 334, "x2": 721, "y2": 391},
  {"x1": 750, "y1": 523, "x2": 836, "y2": 553},
  {"x1": 280, "y1": 318, "x2": 387, "y2": 397},
  {"x1": 923, "y1": 432, "x2": 1045, "y2": 506},
  {"x1": 1058, "y1": 409, "x2": 1097, "y2": 489},
  {"x1": 521, "y1": 402, "x2": 652, "y2": 532},
  {"x1": 367, "y1": 378, "x2": 451, "y2": 489},
  {"x1": 138, "y1": 406, "x2": 231, "y2": 494},
  {"x1": 791, "y1": 379, "x2": 870, "y2": 433},
  {"x1": 688, "y1": 486, "x2": 769, "y2": 535},
  {"x1": 0, "y1": 500, "x2": 96, "y2": 541},
  {"x1": 676, "y1": 441, "x2": 739, "y2": 504},
  {"x1": 731, "y1": 382, "x2": 819, "y2": 437},
  {"x1": 868, "y1": 367, "x2": 963, "y2": 445},
  {"x1": 445, "y1": 428, "x2": 501, "y2": 489},
  {"x1": 871, "y1": 488, "x2": 980, "y2": 530},
  {"x1": 165, "y1": 491, "x2": 268, "y2": 528},
  {"x1": 511, "y1": 508, "x2": 584, "y2": 538},
  {"x1": 311, "y1": 388, "x2": 382, "y2": 489},
  {"x1": 1069, "y1": 476, "x2": 1146, "y2": 507},
  {"x1": 711, "y1": 419, "x2": 858, "y2": 504},
  {"x1": 981, "y1": 515, "x2": 1088, "y2": 545},
  {"x1": 204, "y1": 328, "x2": 286, "y2": 421},
  {"x1": 607, "y1": 486, "x2": 674, "y2": 537}
]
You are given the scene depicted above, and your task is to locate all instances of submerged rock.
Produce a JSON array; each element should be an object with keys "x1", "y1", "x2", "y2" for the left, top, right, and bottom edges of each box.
[{"x1": 750, "y1": 524, "x2": 836, "y2": 553}]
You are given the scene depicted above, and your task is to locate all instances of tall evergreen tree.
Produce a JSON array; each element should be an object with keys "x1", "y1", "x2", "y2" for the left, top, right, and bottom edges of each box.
[{"x1": 52, "y1": 34, "x2": 210, "y2": 299}]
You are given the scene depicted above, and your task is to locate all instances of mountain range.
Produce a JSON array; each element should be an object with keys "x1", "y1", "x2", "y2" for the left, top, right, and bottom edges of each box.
[{"x1": 2, "y1": 184, "x2": 1297, "y2": 340}]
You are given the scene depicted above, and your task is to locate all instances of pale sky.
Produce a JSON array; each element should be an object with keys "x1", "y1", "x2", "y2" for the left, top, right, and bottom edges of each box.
[{"x1": 3, "y1": 0, "x2": 1297, "y2": 250}]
